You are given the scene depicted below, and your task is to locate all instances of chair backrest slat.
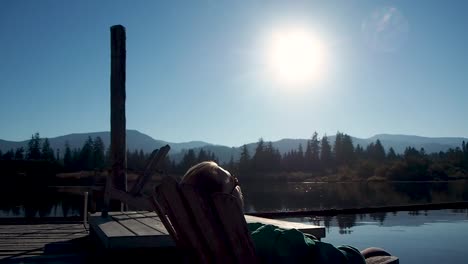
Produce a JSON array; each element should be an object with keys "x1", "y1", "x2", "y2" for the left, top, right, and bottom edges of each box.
[
  {"x1": 212, "y1": 193, "x2": 258, "y2": 264},
  {"x1": 180, "y1": 184, "x2": 234, "y2": 264},
  {"x1": 153, "y1": 176, "x2": 259, "y2": 264},
  {"x1": 156, "y1": 177, "x2": 211, "y2": 263}
]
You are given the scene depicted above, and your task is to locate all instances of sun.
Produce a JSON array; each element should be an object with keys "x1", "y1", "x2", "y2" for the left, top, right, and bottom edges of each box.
[{"x1": 267, "y1": 27, "x2": 326, "y2": 87}]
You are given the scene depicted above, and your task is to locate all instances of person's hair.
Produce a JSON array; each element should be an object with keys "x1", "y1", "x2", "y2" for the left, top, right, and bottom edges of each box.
[{"x1": 181, "y1": 161, "x2": 244, "y2": 209}]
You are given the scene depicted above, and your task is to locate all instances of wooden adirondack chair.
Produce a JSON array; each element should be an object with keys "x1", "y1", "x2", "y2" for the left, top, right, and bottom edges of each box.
[{"x1": 151, "y1": 176, "x2": 259, "y2": 264}]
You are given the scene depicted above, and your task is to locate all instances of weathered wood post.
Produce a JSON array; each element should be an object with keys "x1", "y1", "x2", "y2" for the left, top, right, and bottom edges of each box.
[{"x1": 102, "y1": 25, "x2": 127, "y2": 217}]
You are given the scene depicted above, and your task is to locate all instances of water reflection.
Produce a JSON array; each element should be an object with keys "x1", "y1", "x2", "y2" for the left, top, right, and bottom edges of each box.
[
  {"x1": 242, "y1": 180, "x2": 468, "y2": 213},
  {"x1": 1, "y1": 180, "x2": 468, "y2": 219},
  {"x1": 294, "y1": 210, "x2": 468, "y2": 264},
  {"x1": 284, "y1": 209, "x2": 468, "y2": 233},
  {"x1": 0, "y1": 187, "x2": 83, "y2": 218}
]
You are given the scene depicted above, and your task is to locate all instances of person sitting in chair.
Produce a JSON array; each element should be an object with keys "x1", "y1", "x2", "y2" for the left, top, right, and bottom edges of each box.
[{"x1": 181, "y1": 161, "x2": 398, "y2": 264}]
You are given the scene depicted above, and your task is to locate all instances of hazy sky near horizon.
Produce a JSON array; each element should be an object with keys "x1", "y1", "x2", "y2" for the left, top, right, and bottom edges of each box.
[{"x1": 1, "y1": 0, "x2": 467, "y2": 147}]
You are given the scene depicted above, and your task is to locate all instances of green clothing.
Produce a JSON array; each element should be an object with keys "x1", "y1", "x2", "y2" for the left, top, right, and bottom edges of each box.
[{"x1": 248, "y1": 223, "x2": 366, "y2": 264}]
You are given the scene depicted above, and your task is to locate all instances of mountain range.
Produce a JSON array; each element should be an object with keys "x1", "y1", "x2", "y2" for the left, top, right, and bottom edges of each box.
[{"x1": 0, "y1": 130, "x2": 466, "y2": 163}]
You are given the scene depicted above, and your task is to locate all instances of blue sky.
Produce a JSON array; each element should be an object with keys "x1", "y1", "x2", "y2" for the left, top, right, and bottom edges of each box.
[{"x1": 1, "y1": 0, "x2": 467, "y2": 147}]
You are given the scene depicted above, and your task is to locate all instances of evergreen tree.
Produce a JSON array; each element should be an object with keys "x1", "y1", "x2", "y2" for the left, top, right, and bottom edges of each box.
[
  {"x1": 253, "y1": 138, "x2": 266, "y2": 172},
  {"x1": 333, "y1": 132, "x2": 344, "y2": 165},
  {"x1": 14, "y1": 147, "x2": 24, "y2": 160},
  {"x1": 310, "y1": 132, "x2": 320, "y2": 171},
  {"x1": 239, "y1": 145, "x2": 251, "y2": 173},
  {"x1": 320, "y1": 135, "x2": 332, "y2": 170},
  {"x1": 295, "y1": 144, "x2": 304, "y2": 171},
  {"x1": 197, "y1": 149, "x2": 209, "y2": 163},
  {"x1": 92, "y1": 136, "x2": 105, "y2": 169},
  {"x1": 227, "y1": 155, "x2": 235, "y2": 172},
  {"x1": 387, "y1": 147, "x2": 397, "y2": 160},
  {"x1": 355, "y1": 144, "x2": 364, "y2": 160},
  {"x1": 64, "y1": 141, "x2": 72, "y2": 170},
  {"x1": 341, "y1": 134, "x2": 355, "y2": 165},
  {"x1": 3, "y1": 149, "x2": 14, "y2": 160},
  {"x1": 80, "y1": 137, "x2": 94, "y2": 170},
  {"x1": 304, "y1": 139, "x2": 312, "y2": 171},
  {"x1": 41, "y1": 138, "x2": 55, "y2": 161},
  {"x1": 72, "y1": 148, "x2": 81, "y2": 170},
  {"x1": 180, "y1": 149, "x2": 197, "y2": 172},
  {"x1": 27, "y1": 132, "x2": 41, "y2": 160},
  {"x1": 374, "y1": 139, "x2": 386, "y2": 161},
  {"x1": 367, "y1": 139, "x2": 385, "y2": 161},
  {"x1": 333, "y1": 132, "x2": 354, "y2": 166}
]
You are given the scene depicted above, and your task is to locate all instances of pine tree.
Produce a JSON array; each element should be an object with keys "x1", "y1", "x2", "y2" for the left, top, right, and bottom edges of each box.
[
  {"x1": 387, "y1": 147, "x2": 397, "y2": 160},
  {"x1": 27, "y1": 133, "x2": 41, "y2": 160},
  {"x1": 64, "y1": 141, "x2": 72, "y2": 170},
  {"x1": 180, "y1": 149, "x2": 197, "y2": 172},
  {"x1": 239, "y1": 145, "x2": 251, "y2": 173},
  {"x1": 253, "y1": 138, "x2": 265, "y2": 172},
  {"x1": 41, "y1": 138, "x2": 55, "y2": 161},
  {"x1": 310, "y1": 132, "x2": 321, "y2": 171},
  {"x1": 373, "y1": 139, "x2": 386, "y2": 161},
  {"x1": 3, "y1": 149, "x2": 14, "y2": 160},
  {"x1": 296, "y1": 144, "x2": 304, "y2": 171},
  {"x1": 92, "y1": 136, "x2": 105, "y2": 169},
  {"x1": 341, "y1": 134, "x2": 355, "y2": 165},
  {"x1": 320, "y1": 135, "x2": 332, "y2": 170},
  {"x1": 14, "y1": 147, "x2": 24, "y2": 160},
  {"x1": 80, "y1": 137, "x2": 94, "y2": 170},
  {"x1": 197, "y1": 149, "x2": 209, "y2": 162}
]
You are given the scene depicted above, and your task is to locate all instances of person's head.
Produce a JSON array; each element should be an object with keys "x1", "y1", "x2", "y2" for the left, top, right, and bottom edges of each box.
[{"x1": 180, "y1": 161, "x2": 244, "y2": 210}]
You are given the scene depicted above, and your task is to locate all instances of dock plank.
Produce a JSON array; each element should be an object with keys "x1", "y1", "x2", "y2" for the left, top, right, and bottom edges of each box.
[
  {"x1": 0, "y1": 222, "x2": 89, "y2": 262},
  {"x1": 89, "y1": 211, "x2": 325, "y2": 249},
  {"x1": 89, "y1": 213, "x2": 174, "y2": 249},
  {"x1": 121, "y1": 211, "x2": 168, "y2": 234}
]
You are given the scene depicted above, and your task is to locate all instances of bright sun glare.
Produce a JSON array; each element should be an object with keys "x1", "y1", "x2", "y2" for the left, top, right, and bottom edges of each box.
[{"x1": 267, "y1": 27, "x2": 326, "y2": 87}]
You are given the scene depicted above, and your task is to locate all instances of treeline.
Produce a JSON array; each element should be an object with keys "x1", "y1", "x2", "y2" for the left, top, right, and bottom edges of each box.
[
  {"x1": 0, "y1": 133, "x2": 107, "y2": 172},
  {"x1": 1, "y1": 132, "x2": 468, "y2": 182},
  {"x1": 219, "y1": 132, "x2": 468, "y2": 181},
  {"x1": 0, "y1": 132, "x2": 219, "y2": 175}
]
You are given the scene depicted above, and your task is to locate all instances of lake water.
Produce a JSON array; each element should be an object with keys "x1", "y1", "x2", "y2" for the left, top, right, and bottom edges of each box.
[
  {"x1": 284, "y1": 209, "x2": 468, "y2": 263},
  {"x1": 1, "y1": 181, "x2": 467, "y2": 261},
  {"x1": 241, "y1": 180, "x2": 468, "y2": 213}
]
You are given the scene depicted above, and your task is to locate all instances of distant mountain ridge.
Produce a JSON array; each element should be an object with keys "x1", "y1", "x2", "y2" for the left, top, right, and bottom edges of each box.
[
  {"x1": 0, "y1": 130, "x2": 211, "y2": 157},
  {"x1": 0, "y1": 130, "x2": 466, "y2": 163}
]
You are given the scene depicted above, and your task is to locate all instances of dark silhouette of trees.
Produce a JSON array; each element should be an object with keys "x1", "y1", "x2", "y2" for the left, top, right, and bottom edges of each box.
[
  {"x1": 63, "y1": 141, "x2": 72, "y2": 171},
  {"x1": 27, "y1": 133, "x2": 41, "y2": 160},
  {"x1": 79, "y1": 137, "x2": 94, "y2": 170},
  {"x1": 14, "y1": 147, "x2": 24, "y2": 160},
  {"x1": 320, "y1": 135, "x2": 333, "y2": 170},
  {"x1": 2, "y1": 149, "x2": 14, "y2": 160},
  {"x1": 2, "y1": 130, "x2": 468, "y2": 183},
  {"x1": 367, "y1": 139, "x2": 386, "y2": 162},
  {"x1": 387, "y1": 147, "x2": 397, "y2": 160},
  {"x1": 239, "y1": 145, "x2": 251, "y2": 173},
  {"x1": 334, "y1": 132, "x2": 355, "y2": 166},
  {"x1": 92, "y1": 136, "x2": 105, "y2": 169},
  {"x1": 41, "y1": 138, "x2": 55, "y2": 161}
]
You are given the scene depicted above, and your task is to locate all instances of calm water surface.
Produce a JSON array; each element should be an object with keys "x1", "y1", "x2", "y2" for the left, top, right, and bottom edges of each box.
[{"x1": 285, "y1": 209, "x2": 468, "y2": 264}]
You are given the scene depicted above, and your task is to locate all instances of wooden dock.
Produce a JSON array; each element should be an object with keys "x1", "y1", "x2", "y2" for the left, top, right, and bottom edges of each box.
[
  {"x1": 88, "y1": 211, "x2": 326, "y2": 249},
  {"x1": 0, "y1": 212, "x2": 324, "y2": 263},
  {"x1": 0, "y1": 220, "x2": 183, "y2": 263},
  {"x1": 0, "y1": 221, "x2": 89, "y2": 263}
]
